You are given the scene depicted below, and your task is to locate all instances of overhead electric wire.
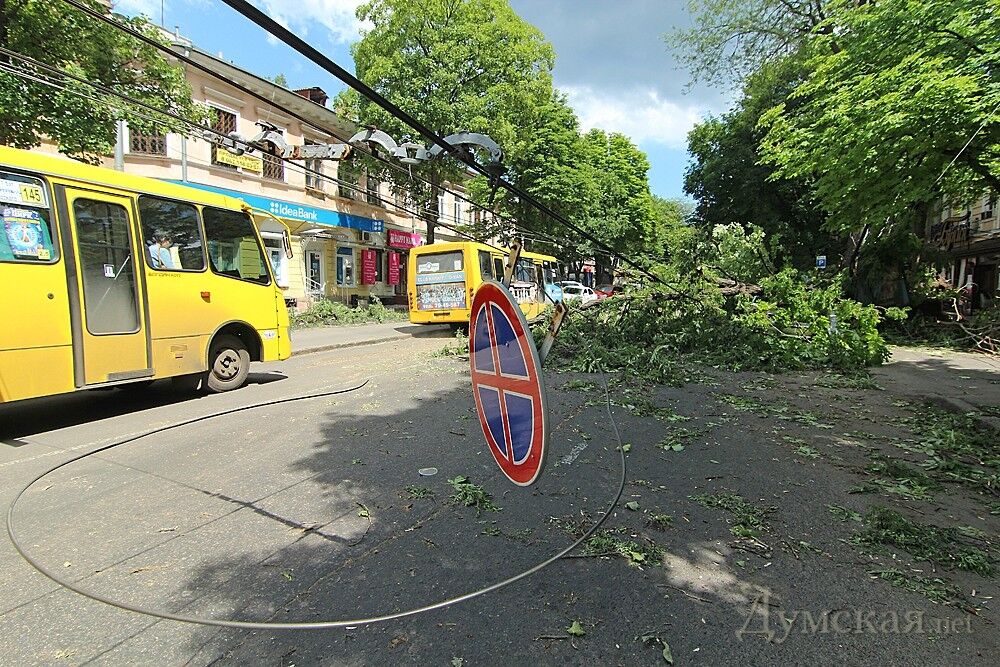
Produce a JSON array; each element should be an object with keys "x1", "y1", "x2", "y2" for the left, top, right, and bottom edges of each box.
[
  {"x1": 59, "y1": 0, "x2": 683, "y2": 287},
  {"x1": 7, "y1": 376, "x2": 628, "y2": 630},
  {"x1": 0, "y1": 46, "x2": 525, "y2": 256},
  {"x1": 216, "y1": 0, "x2": 687, "y2": 292},
  {"x1": 55, "y1": 0, "x2": 574, "y2": 255}
]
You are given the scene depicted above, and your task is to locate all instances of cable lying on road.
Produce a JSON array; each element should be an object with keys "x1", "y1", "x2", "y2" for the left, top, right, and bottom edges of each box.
[{"x1": 7, "y1": 376, "x2": 627, "y2": 631}]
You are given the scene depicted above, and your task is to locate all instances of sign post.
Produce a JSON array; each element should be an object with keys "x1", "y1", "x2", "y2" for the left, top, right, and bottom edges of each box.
[{"x1": 469, "y1": 281, "x2": 548, "y2": 486}]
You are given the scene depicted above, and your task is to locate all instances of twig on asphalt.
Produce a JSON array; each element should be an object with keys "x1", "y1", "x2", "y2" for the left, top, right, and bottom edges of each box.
[{"x1": 655, "y1": 583, "x2": 713, "y2": 604}]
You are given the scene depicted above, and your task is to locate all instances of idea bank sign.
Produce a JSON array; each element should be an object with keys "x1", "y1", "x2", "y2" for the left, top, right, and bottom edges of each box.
[{"x1": 388, "y1": 229, "x2": 424, "y2": 249}]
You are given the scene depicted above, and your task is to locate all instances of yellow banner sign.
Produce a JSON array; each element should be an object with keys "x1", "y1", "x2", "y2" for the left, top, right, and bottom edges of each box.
[{"x1": 215, "y1": 150, "x2": 263, "y2": 173}]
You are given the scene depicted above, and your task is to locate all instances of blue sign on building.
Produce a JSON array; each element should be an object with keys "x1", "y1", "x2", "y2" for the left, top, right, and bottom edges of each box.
[{"x1": 165, "y1": 180, "x2": 384, "y2": 233}]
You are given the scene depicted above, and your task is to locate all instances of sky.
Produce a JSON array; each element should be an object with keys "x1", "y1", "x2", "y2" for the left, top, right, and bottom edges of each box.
[{"x1": 114, "y1": 0, "x2": 733, "y2": 200}]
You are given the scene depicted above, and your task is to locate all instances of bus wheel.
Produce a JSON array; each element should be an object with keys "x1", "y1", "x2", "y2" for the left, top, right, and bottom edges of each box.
[{"x1": 207, "y1": 335, "x2": 250, "y2": 393}]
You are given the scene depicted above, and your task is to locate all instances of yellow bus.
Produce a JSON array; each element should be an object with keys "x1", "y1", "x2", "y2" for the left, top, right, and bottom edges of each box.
[
  {"x1": 407, "y1": 241, "x2": 560, "y2": 325},
  {"x1": 0, "y1": 146, "x2": 291, "y2": 403}
]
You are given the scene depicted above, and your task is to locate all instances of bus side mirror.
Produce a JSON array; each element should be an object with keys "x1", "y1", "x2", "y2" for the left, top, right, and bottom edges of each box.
[{"x1": 282, "y1": 229, "x2": 293, "y2": 259}]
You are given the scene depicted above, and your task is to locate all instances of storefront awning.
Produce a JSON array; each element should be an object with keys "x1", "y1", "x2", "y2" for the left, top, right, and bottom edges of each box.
[{"x1": 164, "y1": 179, "x2": 384, "y2": 233}]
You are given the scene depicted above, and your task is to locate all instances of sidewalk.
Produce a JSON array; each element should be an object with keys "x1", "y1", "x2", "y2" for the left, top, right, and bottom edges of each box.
[
  {"x1": 290, "y1": 321, "x2": 452, "y2": 355},
  {"x1": 875, "y1": 345, "x2": 1000, "y2": 428}
]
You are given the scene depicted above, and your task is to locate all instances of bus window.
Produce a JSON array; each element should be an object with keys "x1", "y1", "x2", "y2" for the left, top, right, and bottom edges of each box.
[
  {"x1": 478, "y1": 250, "x2": 493, "y2": 280},
  {"x1": 203, "y1": 207, "x2": 269, "y2": 285},
  {"x1": 138, "y1": 196, "x2": 205, "y2": 271},
  {"x1": 515, "y1": 258, "x2": 534, "y2": 283},
  {"x1": 493, "y1": 257, "x2": 504, "y2": 280},
  {"x1": 542, "y1": 261, "x2": 556, "y2": 285},
  {"x1": 72, "y1": 198, "x2": 140, "y2": 334},
  {"x1": 0, "y1": 172, "x2": 57, "y2": 263}
]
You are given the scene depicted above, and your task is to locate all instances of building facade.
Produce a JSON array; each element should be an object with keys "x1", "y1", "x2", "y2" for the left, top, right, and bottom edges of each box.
[
  {"x1": 114, "y1": 34, "x2": 473, "y2": 310},
  {"x1": 930, "y1": 192, "x2": 999, "y2": 307}
]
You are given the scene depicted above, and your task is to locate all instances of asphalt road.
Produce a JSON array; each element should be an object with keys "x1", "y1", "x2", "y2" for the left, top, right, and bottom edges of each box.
[{"x1": 0, "y1": 339, "x2": 996, "y2": 666}]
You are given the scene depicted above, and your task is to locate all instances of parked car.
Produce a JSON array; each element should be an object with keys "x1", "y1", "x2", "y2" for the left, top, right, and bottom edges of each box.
[
  {"x1": 594, "y1": 283, "x2": 618, "y2": 298},
  {"x1": 559, "y1": 280, "x2": 587, "y2": 290},
  {"x1": 561, "y1": 284, "x2": 599, "y2": 304}
]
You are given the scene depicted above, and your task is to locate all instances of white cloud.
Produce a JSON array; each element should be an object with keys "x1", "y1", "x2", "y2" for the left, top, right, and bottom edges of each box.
[
  {"x1": 561, "y1": 85, "x2": 714, "y2": 149},
  {"x1": 256, "y1": 0, "x2": 368, "y2": 45}
]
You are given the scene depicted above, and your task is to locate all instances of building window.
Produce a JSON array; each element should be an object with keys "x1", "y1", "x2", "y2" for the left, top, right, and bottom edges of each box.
[
  {"x1": 129, "y1": 127, "x2": 166, "y2": 155},
  {"x1": 338, "y1": 162, "x2": 359, "y2": 200},
  {"x1": 453, "y1": 199, "x2": 461, "y2": 224},
  {"x1": 261, "y1": 129, "x2": 285, "y2": 182},
  {"x1": 304, "y1": 140, "x2": 323, "y2": 192},
  {"x1": 366, "y1": 171, "x2": 381, "y2": 206},
  {"x1": 210, "y1": 107, "x2": 238, "y2": 170}
]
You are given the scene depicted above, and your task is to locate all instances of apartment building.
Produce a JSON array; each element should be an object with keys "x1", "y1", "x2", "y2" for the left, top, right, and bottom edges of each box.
[
  {"x1": 116, "y1": 33, "x2": 472, "y2": 309},
  {"x1": 929, "y1": 192, "x2": 999, "y2": 305}
]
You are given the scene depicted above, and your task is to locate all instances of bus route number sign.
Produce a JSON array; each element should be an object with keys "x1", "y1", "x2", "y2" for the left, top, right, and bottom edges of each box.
[{"x1": 469, "y1": 281, "x2": 548, "y2": 486}]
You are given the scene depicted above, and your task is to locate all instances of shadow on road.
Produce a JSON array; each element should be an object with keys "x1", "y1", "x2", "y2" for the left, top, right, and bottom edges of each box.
[{"x1": 0, "y1": 371, "x2": 288, "y2": 441}]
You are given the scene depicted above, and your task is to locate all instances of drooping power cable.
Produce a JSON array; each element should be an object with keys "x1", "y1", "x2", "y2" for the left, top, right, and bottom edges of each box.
[{"x1": 7, "y1": 376, "x2": 627, "y2": 630}]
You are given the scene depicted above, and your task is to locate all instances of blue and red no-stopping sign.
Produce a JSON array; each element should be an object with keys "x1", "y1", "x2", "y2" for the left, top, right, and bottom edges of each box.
[{"x1": 469, "y1": 281, "x2": 548, "y2": 486}]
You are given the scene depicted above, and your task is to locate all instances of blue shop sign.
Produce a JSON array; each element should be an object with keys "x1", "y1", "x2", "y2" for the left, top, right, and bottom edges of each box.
[{"x1": 164, "y1": 180, "x2": 384, "y2": 233}]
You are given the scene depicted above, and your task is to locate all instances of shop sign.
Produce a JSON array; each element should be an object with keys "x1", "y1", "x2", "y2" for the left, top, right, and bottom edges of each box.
[
  {"x1": 388, "y1": 251, "x2": 401, "y2": 285},
  {"x1": 165, "y1": 180, "x2": 384, "y2": 232},
  {"x1": 361, "y1": 248, "x2": 377, "y2": 285},
  {"x1": 388, "y1": 229, "x2": 423, "y2": 249},
  {"x1": 214, "y1": 150, "x2": 263, "y2": 173}
]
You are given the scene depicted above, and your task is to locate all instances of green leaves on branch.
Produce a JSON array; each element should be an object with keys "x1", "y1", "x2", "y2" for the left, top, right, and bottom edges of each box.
[
  {"x1": 542, "y1": 225, "x2": 897, "y2": 374},
  {"x1": 0, "y1": 0, "x2": 204, "y2": 161}
]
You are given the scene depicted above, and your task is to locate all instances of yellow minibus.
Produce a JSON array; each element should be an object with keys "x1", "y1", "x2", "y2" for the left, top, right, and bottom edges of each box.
[
  {"x1": 0, "y1": 146, "x2": 291, "y2": 403},
  {"x1": 407, "y1": 241, "x2": 559, "y2": 325}
]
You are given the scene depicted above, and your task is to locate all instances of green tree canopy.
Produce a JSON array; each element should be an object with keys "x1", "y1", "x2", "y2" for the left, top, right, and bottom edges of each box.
[
  {"x1": 577, "y1": 129, "x2": 658, "y2": 262},
  {"x1": 345, "y1": 0, "x2": 555, "y2": 242},
  {"x1": 0, "y1": 0, "x2": 204, "y2": 161},
  {"x1": 685, "y1": 57, "x2": 839, "y2": 269},
  {"x1": 759, "y1": 0, "x2": 1000, "y2": 236}
]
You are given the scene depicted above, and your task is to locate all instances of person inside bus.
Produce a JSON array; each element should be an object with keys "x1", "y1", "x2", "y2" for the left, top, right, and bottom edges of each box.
[{"x1": 148, "y1": 233, "x2": 174, "y2": 269}]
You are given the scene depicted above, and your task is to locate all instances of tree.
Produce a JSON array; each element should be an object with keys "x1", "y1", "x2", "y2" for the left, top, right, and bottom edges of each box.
[
  {"x1": 684, "y1": 57, "x2": 839, "y2": 269},
  {"x1": 272, "y1": 73, "x2": 288, "y2": 87},
  {"x1": 0, "y1": 0, "x2": 204, "y2": 161},
  {"x1": 346, "y1": 0, "x2": 555, "y2": 243},
  {"x1": 670, "y1": 0, "x2": 832, "y2": 86},
  {"x1": 758, "y1": 0, "x2": 999, "y2": 275},
  {"x1": 467, "y1": 89, "x2": 599, "y2": 257},
  {"x1": 577, "y1": 129, "x2": 658, "y2": 276}
]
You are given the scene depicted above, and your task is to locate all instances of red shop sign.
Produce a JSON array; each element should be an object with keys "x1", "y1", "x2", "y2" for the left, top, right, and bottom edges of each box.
[
  {"x1": 388, "y1": 229, "x2": 423, "y2": 249},
  {"x1": 361, "y1": 248, "x2": 377, "y2": 285},
  {"x1": 388, "y1": 251, "x2": 401, "y2": 285}
]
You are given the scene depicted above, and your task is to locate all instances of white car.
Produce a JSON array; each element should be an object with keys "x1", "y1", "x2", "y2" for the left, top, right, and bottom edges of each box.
[{"x1": 561, "y1": 284, "x2": 599, "y2": 304}]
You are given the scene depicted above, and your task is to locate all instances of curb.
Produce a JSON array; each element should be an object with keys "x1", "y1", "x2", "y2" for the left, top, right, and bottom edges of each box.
[
  {"x1": 291, "y1": 325, "x2": 452, "y2": 357},
  {"x1": 293, "y1": 334, "x2": 413, "y2": 356}
]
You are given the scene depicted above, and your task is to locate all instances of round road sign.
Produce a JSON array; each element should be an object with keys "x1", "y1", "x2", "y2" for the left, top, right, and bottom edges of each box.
[{"x1": 469, "y1": 281, "x2": 548, "y2": 486}]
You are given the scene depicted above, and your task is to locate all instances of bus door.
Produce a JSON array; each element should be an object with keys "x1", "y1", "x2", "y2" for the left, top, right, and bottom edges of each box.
[{"x1": 58, "y1": 187, "x2": 152, "y2": 387}]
